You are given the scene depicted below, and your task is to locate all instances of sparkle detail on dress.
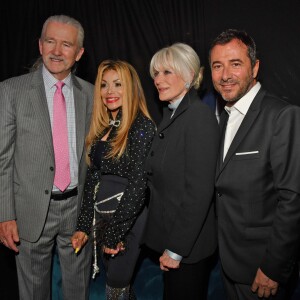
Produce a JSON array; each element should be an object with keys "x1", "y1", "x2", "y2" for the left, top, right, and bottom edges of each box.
[{"x1": 77, "y1": 110, "x2": 156, "y2": 251}]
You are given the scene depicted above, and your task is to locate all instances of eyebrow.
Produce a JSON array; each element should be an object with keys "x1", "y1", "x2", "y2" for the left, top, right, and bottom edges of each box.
[
  {"x1": 229, "y1": 59, "x2": 243, "y2": 63},
  {"x1": 101, "y1": 79, "x2": 121, "y2": 83},
  {"x1": 212, "y1": 58, "x2": 243, "y2": 65}
]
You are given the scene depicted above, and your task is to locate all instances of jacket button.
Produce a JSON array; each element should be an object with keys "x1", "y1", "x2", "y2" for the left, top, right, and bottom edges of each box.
[
  {"x1": 50, "y1": 166, "x2": 54, "y2": 171},
  {"x1": 159, "y1": 133, "x2": 164, "y2": 139},
  {"x1": 217, "y1": 192, "x2": 222, "y2": 197},
  {"x1": 45, "y1": 190, "x2": 49, "y2": 195}
]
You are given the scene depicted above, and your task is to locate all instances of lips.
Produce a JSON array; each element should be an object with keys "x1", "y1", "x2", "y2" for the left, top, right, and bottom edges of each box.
[
  {"x1": 220, "y1": 82, "x2": 237, "y2": 91},
  {"x1": 50, "y1": 56, "x2": 63, "y2": 62},
  {"x1": 158, "y1": 87, "x2": 168, "y2": 93},
  {"x1": 221, "y1": 84, "x2": 234, "y2": 89},
  {"x1": 106, "y1": 97, "x2": 119, "y2": 103}
]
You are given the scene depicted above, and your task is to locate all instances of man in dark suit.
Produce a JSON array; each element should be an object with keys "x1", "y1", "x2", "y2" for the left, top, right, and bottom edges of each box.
[
  {"x1": 210, "y1": 29, "x2": 300, "y2": 299},
  {"x1": 0, "y1": 15, "x2": 93, "y2": 299}
]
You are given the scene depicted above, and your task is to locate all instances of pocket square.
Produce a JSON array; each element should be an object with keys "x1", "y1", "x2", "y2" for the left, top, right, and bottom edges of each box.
[{"x1": 235, "y1": 151, "x2": 259, "y2": 155}]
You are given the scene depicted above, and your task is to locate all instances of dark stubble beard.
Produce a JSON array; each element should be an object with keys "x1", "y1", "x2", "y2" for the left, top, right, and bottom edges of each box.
[{"x1": 219, "y1": 73, "x2": 256, "y2": 106}]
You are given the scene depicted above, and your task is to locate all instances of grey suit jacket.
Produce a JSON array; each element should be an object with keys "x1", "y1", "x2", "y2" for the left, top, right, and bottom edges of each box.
[
  {"x1": 216, "y1": 88, "x2": 300, "y2": 284},
  {"x1": 0, "y1": 67, "x2": 94, "y2": 242}
]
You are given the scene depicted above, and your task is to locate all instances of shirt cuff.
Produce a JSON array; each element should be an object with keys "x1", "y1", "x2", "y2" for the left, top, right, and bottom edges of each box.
[{"x1": 165, "y1": 249, "x2": 183, "y2": 261}]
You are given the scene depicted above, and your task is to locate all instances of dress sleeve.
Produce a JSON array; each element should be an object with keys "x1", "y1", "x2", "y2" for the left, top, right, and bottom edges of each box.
[{"x1": 103, "y1": 117, "x2": 156, "y2": 248}]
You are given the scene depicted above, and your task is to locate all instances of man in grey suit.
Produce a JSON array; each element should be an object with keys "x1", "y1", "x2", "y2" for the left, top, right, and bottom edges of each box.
[
  {"x1": 210, "y1": 29, "x2": 300, "y2": 299},
  {"x1": 0, "y1": 15, "x2": 94, "y2": 299}
]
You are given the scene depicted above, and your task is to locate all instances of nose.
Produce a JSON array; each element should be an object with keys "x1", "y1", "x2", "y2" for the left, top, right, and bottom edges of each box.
[
  {"x1": 53, "y1": 43, "x2": 62, "y2": 55},
  {"x1": 107, "y1": 85, "x2": 114, "y2": 94},
  {"x1": 221, "y1": 66, "x2": 232, "y2": 82},
  {"x1": 154, "y1": 73, "x2": 163, "y2": 86}
]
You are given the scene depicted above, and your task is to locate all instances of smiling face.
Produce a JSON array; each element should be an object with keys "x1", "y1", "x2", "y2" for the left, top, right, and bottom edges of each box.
[
  {"x1": 210, "y1": 38, "x2": 259, "y2": 106},
  {"x1": 39, "y1": 21, "x2": 84, "y2": 80},
  {"x1": 153, "y1": 66, "x2": 187, "y2": 103},
  {"x1": 100, "y1": 69, "x2": 123, "y2": 118}
]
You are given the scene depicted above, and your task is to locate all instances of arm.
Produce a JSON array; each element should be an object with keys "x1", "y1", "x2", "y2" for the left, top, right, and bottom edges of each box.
[
  {"x1": 253, "y1": 105, "x2": 300, "y2": 293},
  {"x1": 0, "y1": 81, "x2": 19, "y2": 252},
  {"x1": 103, "y1": 117, "x2": 155, "y2": 249},
  {"x1": 76, "y1": 166, "x2": 100, "y2": 235},
  {"x1": 72, "y1": 165, "x2": 100, "y2": 251}
]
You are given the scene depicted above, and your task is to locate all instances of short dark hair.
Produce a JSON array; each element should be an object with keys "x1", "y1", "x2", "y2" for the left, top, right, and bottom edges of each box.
[{"x1": 209, "y1": 29, "x2": 257, "y2": 67}]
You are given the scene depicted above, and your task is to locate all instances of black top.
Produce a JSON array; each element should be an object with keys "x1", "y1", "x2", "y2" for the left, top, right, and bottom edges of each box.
[
  {"x1": 76, "y1": 110, "x2": 156, "y2": 248},
  {"x1": 93, "y1": 140, "x2": 106, "y2": 169}
]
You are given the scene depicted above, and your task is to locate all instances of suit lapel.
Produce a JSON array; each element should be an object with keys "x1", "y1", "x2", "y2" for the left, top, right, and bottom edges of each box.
[
  {"x1": 29, "y1": 71, "x2": 54, "y2": 156},
  {"x1": 216, "y1": 111, "x2": 228, "y2": 174},
  {"x1": 217, "y1": 89, "x2": 266, "y2": 177},
  {"x1": 158, "y1": 89, "x2": 195, "y2": 132},
  {"x1": 157, "y1": 106, "x2": 173, "y2": 131},
  {"x1": 72, "y1": 76, "x2": 87, "y2": 162}
]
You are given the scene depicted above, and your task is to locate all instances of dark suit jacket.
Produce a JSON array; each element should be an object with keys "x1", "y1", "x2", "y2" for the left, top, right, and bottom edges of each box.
[
  {"x1": 215, "y1": 88, "x2": 300, "y2": 284},
  {"x1": 144, "y1": 89, "x2": 220, "y2": 263}
]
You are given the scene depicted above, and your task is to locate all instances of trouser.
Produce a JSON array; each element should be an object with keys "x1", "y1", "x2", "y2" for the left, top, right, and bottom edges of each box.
[
  {"x1": 16, "y1": 196, "x2": 92, "y2": 300},
  {"x1": 163, "y1": 255, "x2": 213, "y2": 300},
  {"x1": 101, "y1": 207, "x2": 147, "y2": 288},
  {"x1": 0, "y1": 245, "x2": 19, "y2": 299}
]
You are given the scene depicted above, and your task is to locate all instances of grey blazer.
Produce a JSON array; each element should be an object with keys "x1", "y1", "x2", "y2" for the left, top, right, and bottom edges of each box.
[{"x1": 0, "y1": 67, "x2": 94, "y2": 242}]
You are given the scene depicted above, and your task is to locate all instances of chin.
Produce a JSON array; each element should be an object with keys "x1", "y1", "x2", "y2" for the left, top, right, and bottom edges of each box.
[
  {"x1": 222, "y1": 92, "x2": 236, "y2": 102},
  {"x1": 159, "y1": 97, "x2": 170, "y2": 102}
]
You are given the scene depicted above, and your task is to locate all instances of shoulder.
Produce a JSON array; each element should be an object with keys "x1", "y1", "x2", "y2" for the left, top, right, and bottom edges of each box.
[
  {"x1": 73, "y1": 76, "x2": 94, "y2": 93},
  {"x1": 129, "y1": 112, "x2": 156, "y2": 138},
  {"x1": 0, "y1": 72, "x2": 41, "y2": 103},
  {"x1": 72, "y1": 76, "x2": 94, "y2": 109},
  {"x1": 1, "y1": 72, "x2": 36, "y2": 90},
  {"x1": 185, "y1": 90, "x2": 216, "y2": 116},
  {"x1": 254, "y1": 88, "x2": 290, "y2": 111},
  {"x1": 187, "y1": 94, "x2": 218, "y2": 125},
  {"x1": 249, "y1": 89, "x2": 300, "y2": 133},
  {"x1": 258, "y1": 89, "x2": 299, "y2": 117},
  {"x1": 132, "y1": 112, "x2": 156, "y2": 130}
]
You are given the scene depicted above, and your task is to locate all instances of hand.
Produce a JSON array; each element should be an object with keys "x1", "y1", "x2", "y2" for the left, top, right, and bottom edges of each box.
[
  {"x1": 71, "y1": 231, "x2": 88, "y2": 253},
  {"x1": 0, "y1": 220, "x2": 19, "y2": 252},
  {"x1": 251, "y1": 268, "x2": 279, "y2": 298},
  {"x1": 103, "y1": 242, "x2": 125, "y2": 256},
  {"x1": 159, "y1": 250, "x2": 180, "y2": 271}
]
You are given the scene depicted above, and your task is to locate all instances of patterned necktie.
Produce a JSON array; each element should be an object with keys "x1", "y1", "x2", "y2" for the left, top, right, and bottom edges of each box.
[{"x1": 53, "y1": 81, "x2": 71, "y2": 191}]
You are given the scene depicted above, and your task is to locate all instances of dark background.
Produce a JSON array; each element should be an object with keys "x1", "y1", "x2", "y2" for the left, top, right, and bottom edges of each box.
[
  {"x1": 1, "y1": 1, "x2": 300, "y2": 299},
  {"x1": 1, "y1": 0, "x2": 300, "y2": 125}
]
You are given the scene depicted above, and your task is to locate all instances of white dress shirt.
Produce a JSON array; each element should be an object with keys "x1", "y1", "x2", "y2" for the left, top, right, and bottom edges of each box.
[{"x1": 223, "y1": 82, "x2": 261, "y2": 160}]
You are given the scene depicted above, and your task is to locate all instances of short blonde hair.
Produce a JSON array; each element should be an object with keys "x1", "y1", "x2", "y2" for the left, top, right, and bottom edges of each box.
[
  {"x1": 150, "y1": 43, "x2": 203, "y2": 89},
  {"x1": 86, "y1": 60, "x2": 152, "y2": 162}
]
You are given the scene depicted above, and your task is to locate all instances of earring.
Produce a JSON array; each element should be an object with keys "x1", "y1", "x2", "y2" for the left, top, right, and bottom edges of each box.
[{"x1": 185, "y1": 82, "x2": 190, "y2": 89}]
